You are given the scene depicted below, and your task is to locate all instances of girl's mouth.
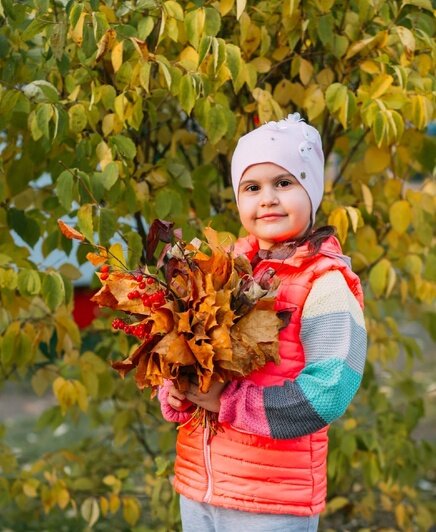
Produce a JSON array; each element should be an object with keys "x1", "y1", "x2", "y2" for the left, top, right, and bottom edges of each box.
[{"x1": 257, "y1": 213, "x2": 286, "y2": 220}]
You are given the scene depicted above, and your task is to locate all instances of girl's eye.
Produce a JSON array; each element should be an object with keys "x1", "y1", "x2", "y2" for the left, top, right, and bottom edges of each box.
[
  {"x1": 277, "y1": 179, "x2": 292, "y2": 188},
  {"x1": 245, "y1": 184, "x2": 259, "y2": 192}
]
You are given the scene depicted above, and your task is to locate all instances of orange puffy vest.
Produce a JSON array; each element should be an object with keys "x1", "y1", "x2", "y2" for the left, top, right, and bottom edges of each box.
[{"x1": 173, "y1": 236, "x2": 363, "y2": 515}]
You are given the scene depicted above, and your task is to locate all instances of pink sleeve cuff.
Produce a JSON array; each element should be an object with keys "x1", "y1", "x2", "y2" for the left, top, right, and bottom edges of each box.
[
  {"x1": 158, "y1": 381, "x2": 195, "y2": 424},
  {"x1": 218, "y1": 380, "x2": 271, "y2": 437}
]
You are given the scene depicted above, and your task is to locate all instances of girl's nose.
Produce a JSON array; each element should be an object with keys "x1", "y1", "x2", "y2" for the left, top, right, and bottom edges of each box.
[{"x1": 260, "y1": 188, "x2": 279, "y2": 206}]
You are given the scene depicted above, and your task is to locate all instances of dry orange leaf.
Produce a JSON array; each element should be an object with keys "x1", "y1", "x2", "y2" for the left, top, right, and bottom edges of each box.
[
  {"x1": 57, "y1": 219, "x2": 85, "y2": 241},
  {"x1": 90, "y1": 226, "x2": 281, "y2": 400}
]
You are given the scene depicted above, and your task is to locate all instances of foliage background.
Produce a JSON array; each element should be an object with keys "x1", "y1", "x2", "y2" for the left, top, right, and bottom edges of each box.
[{"x1": 0, "y1": 0, "x2": 435, "y2": 529}]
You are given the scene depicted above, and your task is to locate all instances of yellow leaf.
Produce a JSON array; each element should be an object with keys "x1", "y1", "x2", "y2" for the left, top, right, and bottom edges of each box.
[
  {"x1": 326, "y1": 496, "x2": 349, "y2": 514},
  {"x1": 122, "y1": 496, "x2": 141, "y2": 526},
  {"x1": 343, "y1": 418, "x2": 357, "y2": 431},
  {"x1": 328, "y1": 207, "x2": 349, "y2": 244},
  {"x1": 103, "y1": 475, "x2": 122, "y2": 494},
  {"x1": 316, "y1": 67, "x2": 334, "y2": 89},
  {"x1": 109, "y1": 493, "x2": 121, "y2": 513},
  {"x1": 389, "y1": 200, "x2": 412, "y2": 234},
  {"x1": 369, "y1": 74, "x2": 393, "y2": 99},
  {"x1": 72, "y1": 380, "x2": 89, "y2": 412},
  {"x1": 108, "y1": 242, "x2": 126, "y2": 269},
  {"x1": 179, "y1": 46, "x2": 199, "y2": 70},
  {"x1": 96, "y1": 140, "x2": 113, "y2": 170},
  {"x1": 22, "y1": 479, "x2": 39, "y2": 498},
  {"x1": 364, "y1": 145, "x2": 390, "y2": 174},
  {"x1": 99, "y1": 5, "x2": 117, "y2": 23},
  {"x1": 303, "y1": 84, "x2": 325, "y2": 121},
  {"x1": 395, "y1": 503, "x2": 408, "y2": 529},
  {"x1": 369, "y1": 259, "x2": 391, "y2": 298},
  {"x1": 81, "y1": 497, "x2": 100, "y2": 528},
  {"x1": 345, "y1": 206, "x2": 360, "y2": 233},
  {"x1": 71, "y1": 12, "x2": 86, "y2": 46},
  {"x1": 359, "y1": 60, "x2": 380, "y2": 74},
  {"x1": 57, "y1": 488, "x2": 70, "y2": 510},
  {"x1": 250, "y1": 57, "x2": 271, "y2": 73},
  {"x1": 219, "y1": 0, "x2": 234, "y2": 16},
  {"x1": 100, "y1": 496, "x2": 109, "y2": 517},
  {"x1": 396, "y1": 26, "x2": 415, "y2": 53},
  {"x1": 273, "y1": 79, "x2": 293, "y2": 106},
  {"x1": 236, "y1": 0, "x2": 246, "y2": 19},
  {"x1": 111, "y1": 41, "x2": 124, "y2": 73},
  {"x1": 299, "y1": 58, "x2": 313, "y2": 86},
  {"x1": 386, "y1": 264, "x2": 396, "y2": 297},
  {"x1": 361, "y1": 183, "x2": 373, "y2": 214}
]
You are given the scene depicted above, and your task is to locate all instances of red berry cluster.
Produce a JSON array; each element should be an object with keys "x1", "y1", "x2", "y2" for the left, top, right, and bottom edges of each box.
[
  {"x1": 100, "y1": 264, "x2": 110, "y2": 280},
  {"x1": 127, "y1": 274, "x2": 166, "y2": 309},
  {"x1": 112, "y1": 318, "x2": 152, "y2": 340}
]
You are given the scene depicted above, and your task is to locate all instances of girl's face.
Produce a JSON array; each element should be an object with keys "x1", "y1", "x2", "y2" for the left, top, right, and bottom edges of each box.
[{"x1": 238, "y1": 162, "x2": 312, "y2": 250}]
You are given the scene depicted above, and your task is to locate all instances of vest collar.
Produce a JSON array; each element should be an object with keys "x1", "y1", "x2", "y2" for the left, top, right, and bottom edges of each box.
[{"x1": 233, "y1": 234, "x2": 349, "y2": 269}]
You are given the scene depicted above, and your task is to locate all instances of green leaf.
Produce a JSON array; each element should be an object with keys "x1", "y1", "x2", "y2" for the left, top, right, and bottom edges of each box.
[
  {"x1": 402, "y1": 0, "x2": 433, "y2": 10},
  {"x1": 155, "y1": 189, "x2": 183, "y2": 218},
  {"x1": 23, "y1": 80, "x2": 59, "y2": 103},
  {"x1": 225, "y1": 43, "x2": 242, "y2": 82},
  {"x1": 21, "y1": 15, "x2": 51, "y2": 42},
  {"x1": 373, "y1": 112, "x2": 387, "y2": 147},
  {"x1": 185, "y1": 8, "x2": 205, "y2": 49},
  {"x1": 110, "y1": 135, "x2": 137, "y2": 160},
  {"x1": 204, "y1": 7, "x2": 221, "y2": 36},
  {"x1": 77, "y1": 204, "x2": 94, "y2": 243},
  {"x1": 126, "y1": 231, "x2": 143, "y2": 269},
  {"x1": 0, "y1": 268, "x2": 18, "y2": 291},
  {"x1": 167, "y1": 162, "x2": 193, "y2": 189},
  {"x1": 55, "y1": 170, "x2": 74, "y2": 211},
  {"x1": 325, "y1": 83, "x2": 347, "y2": 113},
  {"x1": 101, "y1": 162, "x2": 119, "y2": 190},
  {"x1": 156, "y1": 56, "x2": 172, "y2": 89},
  {"x1": 98, "y1": 207, "x2": 117, "y2": 246},
  {"x1": 42, "y1": 271, "x2": 65, "y2": 311},
  {"x1": 317, "y1": 14, "x2": 334, "y2": 47},
  {"x1": 138, "y1": 17, "x2": 155, "y2": 39},
  {"x1": 164, "y1": 0, "x2": 184, "y2": 20},
  {"x1": 139, "y1": 62, "x2": 151, "y2": 92},
  {"x1": 17, "y1": 269, "x2": 41, "y2": 296},
  {"x1": 179, "y1": 75, "x2": 196, "y2": 115},
  {"x1": 69, "y1": 103, "x2": 87, "y2": 133},
  {"x1": 332, "y1": 35, "x2": 348, "y2": 59},
  {"x1": 7, "y1": 208, "x2": 40, "y2": 247},
  {"x1": 206, "y1": 105, "x2": 227, "y2": 144},
  {"x1": 1, "y1": 323, "x2": 32, "y2": 367}
]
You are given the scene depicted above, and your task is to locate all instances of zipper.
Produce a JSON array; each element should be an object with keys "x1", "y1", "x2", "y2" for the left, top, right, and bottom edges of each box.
[{"x1": 203, "y1": 424, "x2": 213, "y2": 503}]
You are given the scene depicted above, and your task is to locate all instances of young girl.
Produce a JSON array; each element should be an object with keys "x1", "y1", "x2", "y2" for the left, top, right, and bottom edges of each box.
[{"x1": 159, "y1": 113, "x2": 367, "y2": 531}]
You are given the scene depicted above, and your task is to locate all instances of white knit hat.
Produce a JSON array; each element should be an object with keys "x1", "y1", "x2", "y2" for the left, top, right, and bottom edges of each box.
[{"x1": 231, "y1": 113, "x2": 325, "y2": 224}]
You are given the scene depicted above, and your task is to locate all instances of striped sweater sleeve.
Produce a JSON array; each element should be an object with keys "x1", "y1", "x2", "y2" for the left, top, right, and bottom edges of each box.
[{"x1": 218, "y1": 270, "x2": 367, "y2": 439}]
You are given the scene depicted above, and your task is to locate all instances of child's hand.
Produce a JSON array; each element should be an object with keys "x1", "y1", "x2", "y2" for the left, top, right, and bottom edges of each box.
[
  {"x1": 185, "y1": 381, "x2": 227, "y2": 413},
  {"x1": 167, "y1": 383, "x2": 193, "y2": 412}
]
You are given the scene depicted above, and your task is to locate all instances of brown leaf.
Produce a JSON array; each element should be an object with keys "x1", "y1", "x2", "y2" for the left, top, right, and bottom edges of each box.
[
  {"x1": 96, "y1": 28, "x2": 116, "y2": 62},
  {"x1": 188, "y1": 338, "x2": 215, "y2": 371},
  {"x1": 57, "y1": 219, "x2": 85, "y2": 241},
  {"x1": 91, "y1": 283, "x2": 118, "y2": 309},
  {"x1": 153, "y1": 330, "x2": 196, "y2": 367},
  {"x1": 130, "y1": 37, "x2": 149, "y2": 60}
]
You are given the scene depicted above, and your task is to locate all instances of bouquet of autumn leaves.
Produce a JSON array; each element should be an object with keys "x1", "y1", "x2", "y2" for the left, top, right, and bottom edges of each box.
[{"x1": 58, "y1": 219, "x2": 281, "y2": 428}]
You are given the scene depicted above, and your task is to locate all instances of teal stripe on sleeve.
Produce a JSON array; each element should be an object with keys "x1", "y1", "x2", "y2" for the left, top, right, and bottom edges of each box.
[{"x1": 296, "y1": 359, "x2": 362, "y2": 423}]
